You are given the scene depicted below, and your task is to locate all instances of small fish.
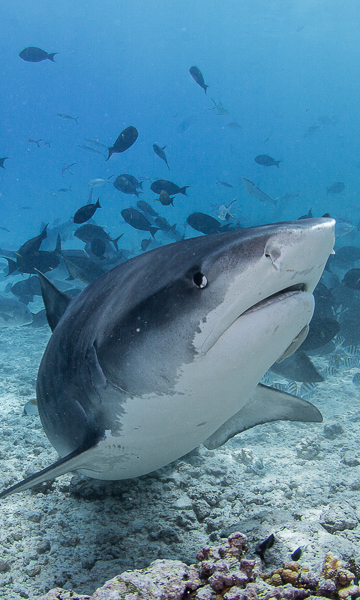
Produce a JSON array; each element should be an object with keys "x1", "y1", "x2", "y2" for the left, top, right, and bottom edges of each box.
[
  {"x1": 155, "y1": 190, "x2": 175, "y2": 206},
  {"x1": 24, "y1": 398, "x2": 38, "y2": 416},
  {"x1": 153, "y1": 144, "x2": 170, "y2": 170},
  {"x1": 209, "y1": 99, "x2": 230, "y2": 115},
  {"x1": 226, "y1": 121, "x2": 241, "y2": 130},
  {"x1": 343, "y1": 345, "x2": 360, "y2": 356},
  {"x1": 322, "y1": 366, "x2": 337, "y2": 377},
  {"x1": 255, "y1": 534, "x2": 275, "y2": 561},
  {"x1": 28, "y1": 138, "x2": 42, "y2": 147},
  {"x1": 113, "y1": 174, "x2": 142, "y2": 198},
  {"x1": 150, "y1": 180, "x2": 190, "y2": 196},
  {"x1": 137, "y1": 200, "x2": 159, "y2": 217},
  {"x1": 279, "y1": 191, "x2": 300, "y2": 204},
  {"x1": 77, "y1": 144, "x2": 105, "y2": 155},
  {"x1": 216, "y1": 179, "x2": 234, "y2": 188},
  {"x1": 263, "y1": 130, "x2": 273, "y2": 143},
  {"x1": 298, "y1": 209, "x2": 313, "y2": 220},
  {"x1": 57, "y1": 114, "x2": 79, "y2": 123},
  {"x1": 0, "y1": 158, "x2": 9, "y2": 169},
  {"x1": 303, "y1": 124, "x2": 322, "y2": 138},
  {"x1": 88, "y1": 176, "x2": 113, "y2": 188},
  {"x1": 19, "y1": 47, "x2": 57, "y2": 62},
  {"x1": 121, "y1": 208, "x2": 159, "y2": 238},
  {"x1": 287, "y1": 381, "x2": 298, "y2": 395},
  {"x1": 74, "y1": 199, "x2": 101, "y2": 224},
  {"x1": 140, "y1": 239, "x2": 152, "y2": 252},
  {"x1": 90, "y1": 238, "x2": 106, "y2": 259},
  {"x1": 299, "y1": 382, "x2": 317, "y2": 397},
  {"x1": 0, "y1": 227, "x2": 10, "y2": 232},
  {"x1": 291, "y1": 548, "x2": 302, "y2": 561},
  {"x1": 61, "y1": 162, "x2": 76, "y2": 176},
  {"x1": 44, "y1": 140, "x2": 52, "y2": 147},
  {"x1": 106, "y1": 126, "x2": 138, "y2": 161},
  {"x1": 84, "y1": 139, "x2": 108, "y2": 149},
  {"x1": 254, "y1": 155, "x2": 281, "y2": 168},
  {"x1": 18, "y1": 206, "x2": 32, "y2": 210},
  {"x1": 189, "y1": 66, "x2": 209, "y2": 94},
  {"x1": 58, "y1": 186, "x2": 71, "y2": 193},
  {"x1": 186, "y1": 212, "x2": 221, "y2": 235},
  {"x1": 327, "y1": 182, "x2": 345, "y2": 195},
  {"x1": 217, "y1": 199, "x2": 237, "y2": 221},
  {"x1": 241, "y1": 178, "x2": 276, "y2": 205},
  {"x1": 352, "y1": 373, "x2": 360, "y2": 387},
  {"x1": 342, "y1": 269, "x2": 360, "y2": 290}
]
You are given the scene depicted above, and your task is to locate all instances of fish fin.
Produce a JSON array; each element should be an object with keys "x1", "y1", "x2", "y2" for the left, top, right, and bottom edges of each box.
[
  {"x1": 3, "y1": 257, "x2": 18, "y2": 276},
  {"x1": 204, "y1": 85, "x2": 209, "y2": 94},
  {"x1": 47, "y1": 53, "x2": 57, "y2": 62},
  {"x1": 35, "y1": 270, "x2": 72, "y2": 332},
  {"x1": 179, "y1": 186, "x2": 190, "y2": 196},
  {"x1": 106, "y1": 147, "x2": 114, "y2": 161},
  {"x1": 275, "y1": 161, "x2": 281, "y2": 168},
  {"x1": 150, "y1": 227, "x2": 160, "y2": 238},
  {"x1": 95, "y1": 199, "x2": 101, "y2": 209},
  {"x1": 111, "y1": 233, "x2": 124, "y2": 251},
  {"x1": 0, "y1": 432, "x2": 104, "y2": 499},
  {"x1": 203, "y1": 383, "x2": 322, "y2": 449},
  {"x1": 270, "y1": 350, "x2": 324, "y2": 383},
  {"x1": 162, "y1": 146, "x2": 167, "y2": 150},
  {"x1": 54, "y1": 233, "x2": 61, "y2": 254},
  {"x1": 167, "y1": 163, "x2": 170, "y2": 170}
]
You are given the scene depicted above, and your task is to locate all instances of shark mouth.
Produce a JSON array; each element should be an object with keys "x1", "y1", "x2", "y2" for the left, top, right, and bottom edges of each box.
[{"x1": 242, "y1": 283, "x2": 307, "y2": 316}]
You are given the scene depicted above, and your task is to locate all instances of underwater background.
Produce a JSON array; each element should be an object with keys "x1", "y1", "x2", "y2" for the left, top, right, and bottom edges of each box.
[{"x1": 1, "y1": 1, "x2": 360, "y2": 598}]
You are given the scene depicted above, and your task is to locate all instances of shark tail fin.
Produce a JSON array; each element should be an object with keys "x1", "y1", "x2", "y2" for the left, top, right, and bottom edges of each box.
[{"x1": 0, "y1": 433, "x2": 103, "y2": 499}]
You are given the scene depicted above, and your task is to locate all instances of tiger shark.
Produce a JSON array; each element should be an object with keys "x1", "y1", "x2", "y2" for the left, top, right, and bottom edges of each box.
[{"x1": 0, "y1": 218, "x2": 335, "y2": 498}]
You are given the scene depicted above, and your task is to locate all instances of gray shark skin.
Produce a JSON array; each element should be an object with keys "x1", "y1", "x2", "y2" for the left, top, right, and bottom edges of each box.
[{"x1": 0, "y1": 218, "x2": 335, "y2": 498}]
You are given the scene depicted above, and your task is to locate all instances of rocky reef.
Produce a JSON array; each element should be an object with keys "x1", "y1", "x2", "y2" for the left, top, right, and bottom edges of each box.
[{"x1": 36, "y1": 532, "x2": 359, "y2": 600}]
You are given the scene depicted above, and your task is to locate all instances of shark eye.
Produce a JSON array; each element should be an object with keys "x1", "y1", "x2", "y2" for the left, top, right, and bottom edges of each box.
[{"x1": 193, "y1": 272, "x2": 208, "y2": 288}]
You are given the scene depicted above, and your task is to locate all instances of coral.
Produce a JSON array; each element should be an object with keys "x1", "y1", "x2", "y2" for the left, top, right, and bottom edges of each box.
[{"x1": 36, "y1": 534, "x2": 360, "y2": 600}]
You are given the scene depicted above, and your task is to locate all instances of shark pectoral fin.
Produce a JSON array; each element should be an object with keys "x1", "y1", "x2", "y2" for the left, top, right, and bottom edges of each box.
[
  {"x1": 0, "y1": 434, "x2": 103, "y2": 499},
  {"x1": 203, "y1": 383, "x2": 322, "y2": 450},
  {"x1": 36, "y1": 270, "x2": 72, "y2": 331}
]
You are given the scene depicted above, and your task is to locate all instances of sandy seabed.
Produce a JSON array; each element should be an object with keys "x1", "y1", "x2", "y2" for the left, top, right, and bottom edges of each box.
[{"x1": 0, "y1": 322, "x2": 359, "y2": 599}]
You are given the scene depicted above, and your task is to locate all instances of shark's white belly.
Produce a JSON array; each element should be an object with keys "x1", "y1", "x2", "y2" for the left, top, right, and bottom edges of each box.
[{"x1": 77, "y1": 291, "x2": 314, "y2": 479}]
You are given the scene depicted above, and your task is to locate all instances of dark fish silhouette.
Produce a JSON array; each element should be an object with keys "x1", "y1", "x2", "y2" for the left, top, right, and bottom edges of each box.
[
  {"x1": 216, "y1": 179, "x2": 234, "y2": 188},
  {"x1": 255, "y1": 533, "x2": 275, "y2": 560},
  {"x1": 291, "y1": 548, "x2": 302, "y2": 561},
  {"x1": 73, "y1": 199, "x2": 101, "y2": 224},
  {"x1": 106, "y1": 126, "x2": 138, "y2": 160},
  {"x1": 150, "y1": 180, "x2": 190, "y2": 196},
  {"x1": 342, "y1": 269, "x2": 360, "y2": 290},
  {"x1": 155, "y1": 216, "x2": 177, "y2": 234},
  {"x1": 300, "y1": 317, "x2": 340, "y2": 351},
  {"x1": 156, "y1": 190, "x2": 175, "y2": 206},
  {"x1": 153, "y1": 144, "x2": 170, "y2": 170},
  {"x1": 19, "y1": 224, "x2": 48, "y2": 257},
  {"x1": 140, "y1": 239, "x2": 152, "y2": 252},
  {"x1": 189, "y1": 66, "x2": 208, "y2": 94},
  {"x1": 75, "y1": 224, "x2": 123, "y2": 251},
  {"x1": 137, "y1": 200, "x2": 159, "y2": 217},
  {"x1": 19, "y1": 47, "x2": 57, "y2": 62},
  {"x1": 28, "y1": 138, "x2": 42, "y2": 147},
  {"x1": 57, "y1": 114, "x2": 78, "y2": 123},
  {"x1": 121, "y1": 208, "x2": 159, "y2": 238},
  {"x1": 327, "y1": 182, "x2": 345, "y2": 195},
  {"x1": 226, "y1": 121, "x2": 241, "y2": 129},
  {"x1": 90, "y1": 238, "x2": 106, "y2": 259},
  {"x1": 63, "y1": 255, "x2": 105, "y2": 285},
  {"x1": 254, "y1": 155, "x2": 281, "y2": 168},
  {"x1": 298, "y1": 209, "x2": 313, "y2": 220},
  {"x1": 4, "y1": 233, "x2": 61, "y2": 275},
  {"x1": 187, "y1": 212, "x2": 221, "y2": 235},
  {"x1": 113, "y1": 174, "x2": 142, "y2": 198},
  {"x1": 0, "y1": 158, "x2": 9, "y2": 169},
  {"x1": 11, "y1": 276, "x2": 42, "y2": 304}
]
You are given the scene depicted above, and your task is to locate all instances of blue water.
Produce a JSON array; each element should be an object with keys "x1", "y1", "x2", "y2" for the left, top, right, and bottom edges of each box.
[{"x1": 1, "y1": 0, "x2": 359, "y2": 251}]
